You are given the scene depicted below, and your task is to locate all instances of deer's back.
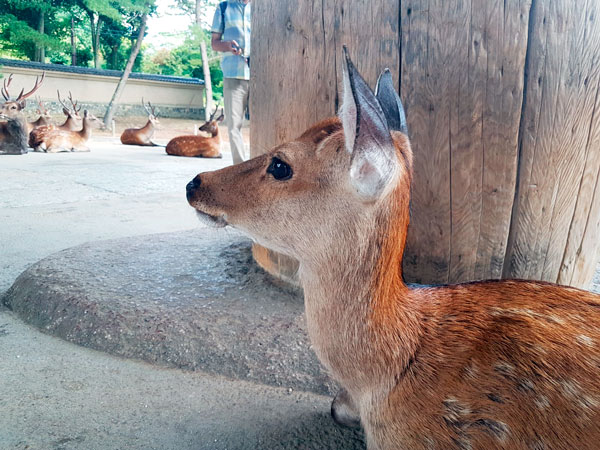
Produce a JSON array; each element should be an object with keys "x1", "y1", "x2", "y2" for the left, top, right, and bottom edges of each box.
[
  {"x1": 376, "y1": 280, "x2": 600, "y2": 449},
  {"x1": 165, "y1": 135, "x2": 221, "y2": 158},
  {"x1": 121, "y1": 127, "x2": 154, "y2": 146}
]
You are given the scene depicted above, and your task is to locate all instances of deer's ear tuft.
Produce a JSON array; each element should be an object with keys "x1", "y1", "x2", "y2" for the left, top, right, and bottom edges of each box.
[
  {"x1": 375, "y1": 69, "x2": 408, "y2": 135},
  {"x1": 339, "y1": 46, "x2": 399, "y2": 201}
]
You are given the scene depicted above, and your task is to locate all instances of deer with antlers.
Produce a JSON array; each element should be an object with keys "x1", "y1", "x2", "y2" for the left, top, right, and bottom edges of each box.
[
  {"x1": 26, "y1": 96, "x2": 53, "y2": 134},
  {"x1": 0, "y1": 73, "x2": 45, "y2": 155},
  {"x1": 29, "y1": 109, "x2": 102, "y2": 153},
  {"x1": 186, "y1": 48, "x2": 600, "y2": 449},
  {"x1": 120, "y1": 98, "x2": 160, "y2": 146},
  {"x1": 57, "y1": 90, "x2": 82, "y2": 131},
  {"x1": 166, "y1": 108, "x2": 223, "y2": 158}
]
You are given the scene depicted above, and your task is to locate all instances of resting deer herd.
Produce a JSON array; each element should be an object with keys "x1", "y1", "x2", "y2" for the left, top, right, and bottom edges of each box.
[
  {"x1": 0, "y1": 72, "x2": 223, "y2": 157},
  {"x1": 186, "y1": 48, "x2": 600, "y2": 449}
]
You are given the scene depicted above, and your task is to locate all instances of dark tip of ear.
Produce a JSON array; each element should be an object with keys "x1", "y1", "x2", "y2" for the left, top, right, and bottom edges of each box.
[
  {"x1": 375, "y1": 69, "x2": 408, "y2": 135},
  {"x1": 342, "y1": 46, "x2": 392, "y2": 150}
]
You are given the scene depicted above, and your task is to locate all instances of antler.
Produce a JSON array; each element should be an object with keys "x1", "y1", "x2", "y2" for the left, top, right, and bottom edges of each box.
[
  {"x1": 142, "y1": 98, "x2": 157, "y2": 117},
  {"x1": 57, "y1": 90, "x2": 71, "y2": 112},
  {"x1": 209, "y1": 107, "x2": 219, "y2": 122},
  {"x1": 35, "y1": 95, "x2": 48, "y2": 114},
  {"x1": 149, "y1": 100, "x2": 156, "y2": 117},
  {"x1": 142, "y1": 97, "x2": 152, "y2": 116},
  {"x1": 2, "y1": 74, "x2": 14, "y2": 101},
  {"x1": 15, "y1": 72, "x2": 45, "y2": 102},
  {"x1": 68, "y1": 91, "x2": 81, "y2": 113}
]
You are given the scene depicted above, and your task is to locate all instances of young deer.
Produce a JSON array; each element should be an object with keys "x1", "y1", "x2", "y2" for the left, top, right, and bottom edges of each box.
[
  {"x1": 186, "y1": 48, "x2": 600, "y2": 449},
  {"x1": 0, "y1": 73, "x2": 45, "y2": 155},
  {"x1": 29, "y1": 109, "x2": 101, "y2": 153},
  {"x1": 57, "y1": 90, "x2": 82, "y2": 131},
  {"x1": 26, "y1": 97, "x2": 52, "y2": 134},
  {"x1": 166, "y1": 108, "x2": 224, "y2": 157},
  {"x1": 120, "y1": 98, "x2": 160, "y2": 146}
]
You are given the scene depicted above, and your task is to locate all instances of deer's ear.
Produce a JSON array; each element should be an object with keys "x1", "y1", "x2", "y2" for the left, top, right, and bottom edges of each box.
[
  {"x1": 19, "y1": 100, "x2": 26, "y2": 109},
  {"x1": 339, "y1": 47, "x2": 398, "y2": 201},
  {"x1": 375, "y1": 69, "x2": 407, "y2": 135},
  {"x1": 62, "y1": 107, "x2": 69, "y2": 115}
]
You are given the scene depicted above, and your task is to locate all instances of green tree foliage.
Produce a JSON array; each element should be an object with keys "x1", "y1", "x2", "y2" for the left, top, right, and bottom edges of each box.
[
  {"x1": 0, "y1": 0, "x2": 223, "y2": 101},
  {"x1": 142, "y1": 25, "x2": 223, "y2": 102},
  {"x1": 0, "y1": 0, "x2": 65, "y2": 60},
  {"x1": 0, "y1": 0, "x2": 154, "y2": 71}
]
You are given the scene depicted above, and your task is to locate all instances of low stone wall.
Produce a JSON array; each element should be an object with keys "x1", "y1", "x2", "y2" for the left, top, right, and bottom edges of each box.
[{"x1": 0, "y1": 59, "x2": 205, "y2": 119}]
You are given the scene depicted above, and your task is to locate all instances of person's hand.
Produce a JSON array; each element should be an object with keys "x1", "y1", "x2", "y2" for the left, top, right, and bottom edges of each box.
[{"x1": 228, "y1": 40, "x2": 243, "y2": 56}]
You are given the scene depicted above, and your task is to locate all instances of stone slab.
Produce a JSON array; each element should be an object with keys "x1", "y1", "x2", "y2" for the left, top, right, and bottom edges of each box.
[{"x1": 2, "y1": 229, "x2": 337, "y2": 396}]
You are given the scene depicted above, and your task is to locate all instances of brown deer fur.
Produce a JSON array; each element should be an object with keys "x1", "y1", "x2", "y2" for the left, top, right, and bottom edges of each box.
[
  {"x1": 26, "y1": 100, "x2": 52, "y2": 134},
  {"x1": 166, "y1": 111, "x2": 223, "y2": 157},
  {"x1": 186, "y1": 49, "x2": 600, "y2": 449},
  {"x1": 120, "y1": 99, "x2": 159, "y2": 146},
  {"x1": 0, "y1": 102, "x2": 28, "y2": 155},
  {"x1": 29, "y1": 110, "x2": 100, "y2": 152},
  {"x1": 0, "y1": 73, "x2": 45, "y2": 155},
  {"x1": 57, "y1": 90, "x2": 82, "y2": 131}
]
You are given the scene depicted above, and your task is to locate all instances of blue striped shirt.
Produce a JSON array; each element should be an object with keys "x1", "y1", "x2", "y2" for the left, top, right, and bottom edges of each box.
[{"x1": 211, "y1": 1, "x2": 251, "y2": 80}]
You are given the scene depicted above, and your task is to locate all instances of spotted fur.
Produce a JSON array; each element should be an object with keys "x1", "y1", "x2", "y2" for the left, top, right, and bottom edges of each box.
[{"x1": 186, "y1": 56, "x2": 600, "y2": 449}]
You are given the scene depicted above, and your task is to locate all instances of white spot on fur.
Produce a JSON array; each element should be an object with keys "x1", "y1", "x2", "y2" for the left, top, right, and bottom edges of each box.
[
  {"x1": 560, "y1": 379, "x2": 598, "y2": 412},
  {"x1": 494, "y1": 361, "x2": 515, "y2": 374},
  {"x1": 535, "y1": 395, "x2": 549, "y2": 409},
  {"x1": 576, "y1": 334, "x2": 594, "y2": 347}
]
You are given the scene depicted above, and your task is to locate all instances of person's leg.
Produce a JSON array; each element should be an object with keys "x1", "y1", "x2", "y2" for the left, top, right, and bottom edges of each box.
[{"x1": 223, "y1": 78, "x2": 249, "y2": 164}]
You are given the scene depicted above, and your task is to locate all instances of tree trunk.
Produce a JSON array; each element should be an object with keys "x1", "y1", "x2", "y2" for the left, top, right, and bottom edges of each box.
[
  {"x1": 111, "y1": 45, "x2": 119, "y2": 69},
  {"x1": 200, "y1": 41, "x2": 213, "y2": 120},
  {"x1": 103, "y1": 13, "x2": 148, "y2": 128},
  {"x1": 35, "y1": 10, "x2": 45, "y2": 62},
  {"x1": 71, "y1": 16, "x2": 77, "y2": 66},
  {"x1": 195, "y1": 0, "x2": 202, "y2": 25},
  {"x1": 89, "y1": 12, "x2": 102, "y2": 69}
]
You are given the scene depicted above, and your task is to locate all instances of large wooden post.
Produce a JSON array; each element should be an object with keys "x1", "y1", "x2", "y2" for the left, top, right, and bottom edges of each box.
[{"x1": 250, "y1": 0, "x2": 600, "y2": 289}]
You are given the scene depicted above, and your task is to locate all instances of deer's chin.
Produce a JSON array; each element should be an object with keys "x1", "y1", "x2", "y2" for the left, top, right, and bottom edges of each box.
[{"x1": 195, "y1": 210, "x2": 228, "y2": 228}]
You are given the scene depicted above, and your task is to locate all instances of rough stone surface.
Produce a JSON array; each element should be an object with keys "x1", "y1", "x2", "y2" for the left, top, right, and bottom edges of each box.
[{"x1": 3, "y1": 228, "x2": 338, "y2": 396}]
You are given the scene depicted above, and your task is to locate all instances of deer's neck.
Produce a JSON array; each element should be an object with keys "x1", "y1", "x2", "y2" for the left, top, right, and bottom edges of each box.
[
  {"x1": 62, "y1": 117, "x2": 76, "y2": 129},
  {"x1": 79, "y1": 119, "x2": 92, "y2": 140},
  {"x1": 299, "y1": 178, "x2": 421, "y2": 393},
  {"x1": 141, "y1": 119, "x2": 154, "y2": 134}
]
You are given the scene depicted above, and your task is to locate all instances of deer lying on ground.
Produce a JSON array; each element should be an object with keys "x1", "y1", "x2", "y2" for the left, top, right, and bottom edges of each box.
[
  {"x1": 186, "y1": 47, "x2": 600, "y2": 449},
  {"x1": 31, "y1": 91, "x2": 82, "y2": 140},
  {"x1": 57, "y1": 90, "x2": 82, "y2": 131},
  {"x1": 0, "y1": 73, "x2": 45, "y2": 155},
  {"x1": 26, "y1": 97, "x2": 52, "y2": 134},
  {"x1": 120, "y1": 98, "x2": 160, "y2": 146},
  {"x1": 166, "y1": 108, "x2": 223, "y2": 157},
  {"x1": 29, "y1": 110, "x2": 101, "y2": 153}
]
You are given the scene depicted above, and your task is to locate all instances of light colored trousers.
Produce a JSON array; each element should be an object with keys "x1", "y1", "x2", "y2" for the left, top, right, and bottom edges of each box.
[{"x1": 223, "y1": 78, "x2": 249, "y2": 165}]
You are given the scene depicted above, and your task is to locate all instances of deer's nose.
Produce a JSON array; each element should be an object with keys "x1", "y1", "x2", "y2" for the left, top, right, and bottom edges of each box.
[{"x1": 186, "y1": 175, "x2": 201, "y2": 200}]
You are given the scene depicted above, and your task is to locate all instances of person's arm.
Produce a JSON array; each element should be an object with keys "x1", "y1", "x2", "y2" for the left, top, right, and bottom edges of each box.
[{"x1": 211, "y1": 32, "x2": 243, "y2": 56}]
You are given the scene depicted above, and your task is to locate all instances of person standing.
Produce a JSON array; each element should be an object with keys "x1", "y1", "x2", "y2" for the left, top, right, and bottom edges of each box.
[{"x1": 211, "y1": 0, "x2": 251, "y2": 165}]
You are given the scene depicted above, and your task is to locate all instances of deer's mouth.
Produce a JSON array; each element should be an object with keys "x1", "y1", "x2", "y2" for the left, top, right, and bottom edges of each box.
[{"x1": 195, "y1": 210, "x2": 228, "y2": 228}]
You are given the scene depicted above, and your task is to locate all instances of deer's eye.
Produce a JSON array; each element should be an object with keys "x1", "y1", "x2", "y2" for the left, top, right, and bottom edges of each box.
[{"x1": 267, "y1": 157, "x2": 292, "y2": 181}]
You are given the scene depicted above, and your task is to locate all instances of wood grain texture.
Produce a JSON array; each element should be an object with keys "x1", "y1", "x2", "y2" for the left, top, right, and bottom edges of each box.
[
  {"x1": 250, "y1": 0, "x2": 600, "y2": 288},
  {"x1": 503, "y1": 0, "x2": 600, "y2": 285},
  {"x1": 250, "y1": 0, "x2": 400, "y2": 157},
  {"x1": 401, "y1": 0, "x2": 530, "y2": 284}
]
